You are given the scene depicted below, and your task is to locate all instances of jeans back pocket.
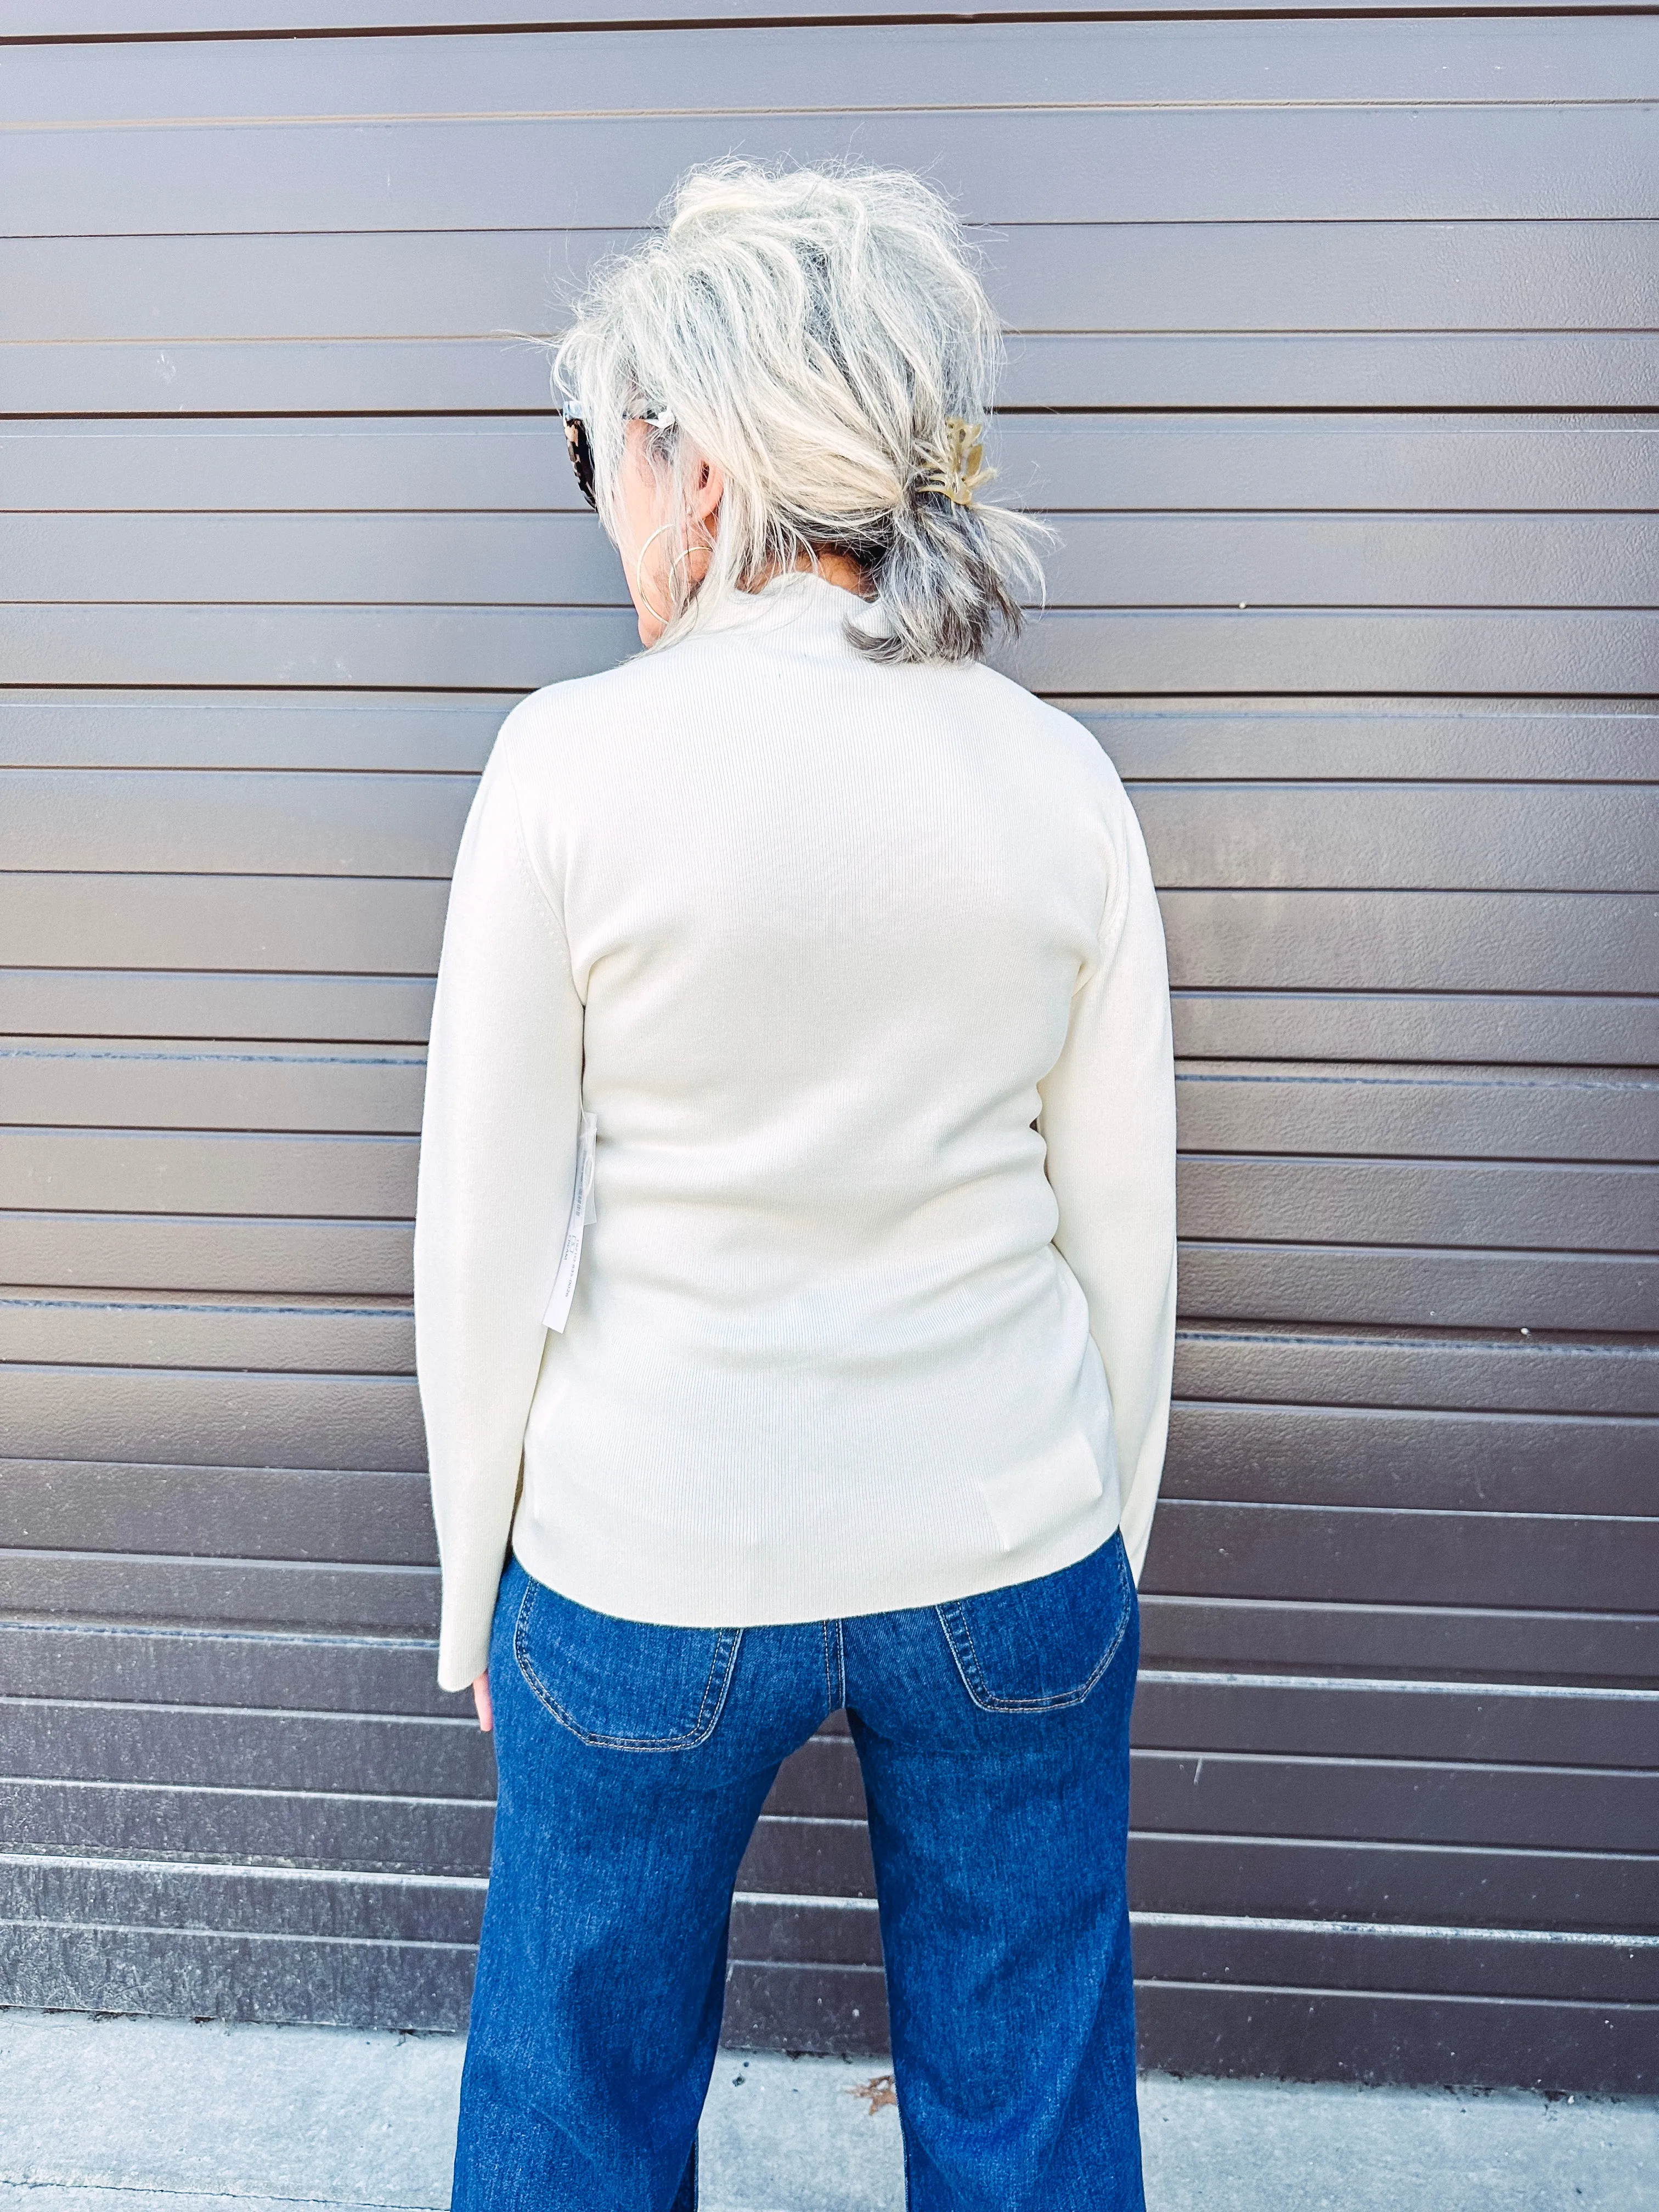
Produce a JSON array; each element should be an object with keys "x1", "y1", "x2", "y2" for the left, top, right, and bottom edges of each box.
[
  {"x1": 936, "y1": 1532, "x2": 1135, "y2": 1714},
  {"x1": 513, "y1": 1574, "x2": 743, "y2": 1750}
]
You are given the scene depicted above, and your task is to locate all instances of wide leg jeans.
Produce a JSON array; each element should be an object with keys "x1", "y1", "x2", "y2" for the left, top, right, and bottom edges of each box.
[{"x1": 452, "y1": 1530, "x2": 1144, "y2": 2212}]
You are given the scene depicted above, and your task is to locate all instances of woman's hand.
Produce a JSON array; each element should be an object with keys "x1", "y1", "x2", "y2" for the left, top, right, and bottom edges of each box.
[{"x1": 472, "y1": 1671, "x2": 494, "y2": 1733}]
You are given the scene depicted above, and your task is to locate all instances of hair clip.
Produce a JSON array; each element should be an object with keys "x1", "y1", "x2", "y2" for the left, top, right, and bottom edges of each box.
[{"x1": 915, "y1": 417, "x2": 995, "y2": 509}]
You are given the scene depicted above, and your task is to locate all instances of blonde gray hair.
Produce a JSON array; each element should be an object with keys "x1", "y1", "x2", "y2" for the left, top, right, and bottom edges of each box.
[{"x1": 552, "y1": 160, "x2": 1049, "y2": 664}]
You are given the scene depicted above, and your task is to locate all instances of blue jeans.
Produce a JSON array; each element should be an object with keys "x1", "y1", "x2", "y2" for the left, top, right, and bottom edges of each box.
[{"x1": 452, "y1": 1531, "x2": 1144, "y2": 2211}]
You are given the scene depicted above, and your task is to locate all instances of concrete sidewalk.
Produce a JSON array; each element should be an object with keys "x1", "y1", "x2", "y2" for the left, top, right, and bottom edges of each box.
[{"x1": 0, "y1": 2008, "x2": 1654, "y2": 2211}]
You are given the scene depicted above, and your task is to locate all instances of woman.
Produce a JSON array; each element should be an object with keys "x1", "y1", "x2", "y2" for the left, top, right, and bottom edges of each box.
[{"x1": 414, "y1": 161, "x2": 1176, "y2": 2212}]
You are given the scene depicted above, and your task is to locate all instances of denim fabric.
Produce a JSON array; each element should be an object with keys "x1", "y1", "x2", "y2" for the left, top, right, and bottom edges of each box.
[{"x1": 452, "y1": 1531, "x2": 1143, "y2": 2212}]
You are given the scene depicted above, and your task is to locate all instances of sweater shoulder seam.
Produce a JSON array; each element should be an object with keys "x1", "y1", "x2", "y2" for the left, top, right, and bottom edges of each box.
[
  {"x1": 1085, "y1": 752, "x2": 1141, "y2": 990},
  {"x1": 496, "y1": 730, "x2": 574, "y2": 961}
]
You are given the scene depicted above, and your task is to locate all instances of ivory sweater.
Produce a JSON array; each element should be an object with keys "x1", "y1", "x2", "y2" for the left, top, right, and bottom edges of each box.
[{"x1": 414, "y1": 571, "x2": 1177, "y2": 1694}]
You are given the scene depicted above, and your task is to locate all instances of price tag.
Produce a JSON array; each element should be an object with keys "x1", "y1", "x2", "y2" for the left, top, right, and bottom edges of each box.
[{"x1": 542, "y1": 1109, "x2": 597, "y2": 1333}]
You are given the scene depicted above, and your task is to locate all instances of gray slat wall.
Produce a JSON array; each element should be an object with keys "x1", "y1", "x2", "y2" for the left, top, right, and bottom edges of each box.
[{"x1": 1, "y1": 3, "x2": 1655, "y2": 2094}]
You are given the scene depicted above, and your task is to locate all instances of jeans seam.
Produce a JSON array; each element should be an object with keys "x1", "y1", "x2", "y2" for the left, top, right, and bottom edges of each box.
[
  {"x1": 935, "y1": 1539, "x2": 1133, "y2": 1716},
  {"x1": 821, "y1": 1620, "x2": 837, "y2": 1712},
  {"x1": 513, "y1": 1579, "x2": 744, "y2": 1751}
]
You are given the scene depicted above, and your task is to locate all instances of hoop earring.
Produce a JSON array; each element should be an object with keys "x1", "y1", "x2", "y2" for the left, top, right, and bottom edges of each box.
[
  {"x1": 668, "y1": 543, "x2": 698, "y2": 598},
  {"x1": 634, "y1": 522, "x2": 675, "y2": 629}
]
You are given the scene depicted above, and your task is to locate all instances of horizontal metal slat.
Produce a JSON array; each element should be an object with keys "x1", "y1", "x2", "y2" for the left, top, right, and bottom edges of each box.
[
  {"x1": 0, "y1": 0, "x2": 1641, "y2": 31},
  {"x1": 1144, "y1": 1499, "x2": 1659, "y2": 1608},
  {"x1": 10, "y1": 970, "x2": 1652, "y2": 1071},
  {"x1": 0, "y1": 1851, "x2": 483, "y2": 1945},
  {"x1": 1175, "y1": 1062, "x2": 1659, "y2": 1164},
  {"x1": 0, "y1": 1365, "x2": 426, "y2": 1470},
  {"x1": 1005, "y1": 334, "x2": 1659, "y2": 414},
  {"x1": 1133, "y1": 1982, "x2": 1654, "y2": 2095},
  {"x1": 1177, "y1": 1245, "x2": 1657, "y2": 1334},
  {"x1": 1131, "y1": 1674, "x2": 1659, "y2": 1771},
  {"x1": 3, "y1": 1743, "x2": 1654, "y2": 1920},
  {"x1": 0, "y1": 110, "x2": 1638, "y2": 253},
  {"x1": 1141, "y1": 786, "x2": 1659, "y2": 895},
  {"x1": 0, "y1": 1037, "x2": 427, "y2": 1131},
  {"x1": 1131, "y1": 1918, "x2": 1657, "y2": 2005},
  {"x1": 1129, "y1": 1750, "x2": 1656, "y2": 1853},
  {"x1": 765, "y1": 1681, "x2": 1659, "y2": 1788},
  {"x1": 2, "y1": 226, "x2": 1632, "y2": 450},
  {"x1": 744, "y1": 1750, "x2": 1659, "y2": 1870},
  {"x1": 1163, "y1": 1402, "x2": 1656, "y2": 1516},
  {"x1": 0, "y1": 1917, "x2": 474, "y2": 2034},
  {"x1": 1026, "y1": 415, "x2": 1659, "y2": 515},
  {"x1": 0, "y1": 1550, "x2": 437, "y2": 1633},
  {"x1": 2, "y1": 1460, "x2": 432, "y2": 1564},
  {"x1": 0, "y1": 1695, "x2": 490, "y2": 1798},
  {"x1": 0, "y1": 1128, "x2": 417, "y2": 1215},
  {"x1": 3, "y1": 1872, "x2": 1651, "y2": 2080},
  {"x1": 1164, "y1": 891, "x2": 1657, "y2": 995},
  {"x1": 8, "y1": 1045, "x2": 1655, "y2": 1160},
  {"x1": 8, "y1": 604, "x2": 1657, "y2": 695},
  {"x1": 0, "y1": 1618, "x2": 454, "y2": 1715},
  {"x1": 1127, "y1": 1834, "x2": 1658, "y2": 1937},
  {"x1": 5, "y1": 111, "x2": 1652, "y2": 233},
  {"x1": 721, "y1": 1957, "x2": 885, "y2": 2061},
  {"x1": 8, "y1": 1396, "x2": 1649, "y2": 1581},
  {"x1": 0, "y1": 972, "x2": 437, "y2": 1047},
  {"x1": 6, "y1": 18, "x2": 1645, "y2": 122},
  {"x1": 0, "y1": 770, "x2": 471, "y2": 880},
  {"x1": 1179, "y1": 1156, "x2": 1653, "y2": 1251},
  {"x1": 1172, "y1": 994, "x2": 1659, "y2": 1070},
  {"x1": 761, "y1": 1736, "x2": 865, "y2": 1821},
  {"x1": 19, "y1": 597, "x2": 1659, "y2": 690},
  {"x1": 0, "y1": 692, "x2": 503, "y2": 774},
  {"x1": 1006, "y1": 611, "x2": 1659, "y2": 698},
  {"x1": 0, "y1": 874, "x2": 447, "y2": 973},
  {"x1": 3, "y1": 1154, "x2": 1650, "y2": 1267},
  {"x1": 4, "y1": 1201, "x2": 1652, "y2": 1351},
  {"x1": 0, "y1": 1776, "x2": 489, "y2": 1876},
  {"x1": 4, "y1": 334, "x2": 1656, "y2": 419},
  {"x1": 3, "y1": 1324, "x2": 1651, "y2": 1465},
  {"x1": 1087, "y1": 701, "x2": 1659, "y2": 783},
  {"x1": 12, "y1": 510, "x2": 1659, "y2": 615},
  {"x1": 8, "y1": 419, "x2": 1659, "y2": 520},
  {"x1": 0, "y1": 603, "x2": 631, "y2": 692},
  {"x1": 737, "y1": 1816, "x2": 876, "y2": 1901},
  {"x1": 1139, "y1": 1595, "x2": 1655, "y2": 1687},
  {"x1": 5, "y1": 878, "x2": 1652, "y2": 994},
  {"x1": 8, "y1": 770, "x2": 1658, "y2": 895},
  {"x1": 729, "y1": 1893, "x2": 882, "y2": 1968},
  {"x1": 4, "y1": 690, "x2": 1656, "y2": 780},
  {"x1": 0, "y1": 1211, "x2": 412, "y2": 1295},
  {"x1": 1173, "y1": 1329, "x2": 1658, "y2": 1418}
]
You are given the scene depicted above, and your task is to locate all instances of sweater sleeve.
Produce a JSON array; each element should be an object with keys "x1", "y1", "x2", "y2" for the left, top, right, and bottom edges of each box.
[
  {"x1": 1036, "y1": 765, "x2": 1178, "y2": 1584},
  {"x1": 414, "y1": 723, "x2": 586, "y2": 1692}
]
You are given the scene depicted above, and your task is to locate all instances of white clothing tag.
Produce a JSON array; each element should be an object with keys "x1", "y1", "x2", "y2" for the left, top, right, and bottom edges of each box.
[{"x1": 542, "y1": 1109, "x2": 597, "y2": 1333}]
